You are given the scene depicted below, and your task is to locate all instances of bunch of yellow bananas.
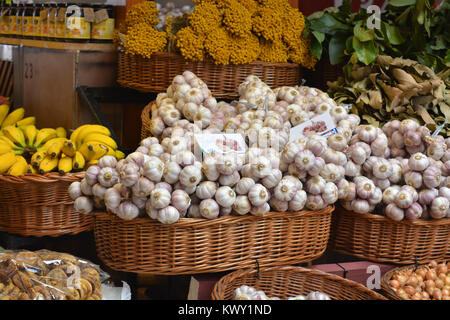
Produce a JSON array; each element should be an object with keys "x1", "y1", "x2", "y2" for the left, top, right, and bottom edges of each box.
[{"x1": 0, "y1": 106, "x2": 124, "y2": 176}]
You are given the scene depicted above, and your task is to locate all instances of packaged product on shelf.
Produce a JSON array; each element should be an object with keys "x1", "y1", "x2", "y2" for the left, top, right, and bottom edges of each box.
[{"x1": 91, "y1": 5, "x2": 115, "y2": 43}]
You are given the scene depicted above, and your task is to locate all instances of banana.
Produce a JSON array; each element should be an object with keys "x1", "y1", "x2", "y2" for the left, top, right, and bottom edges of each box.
[
  {"x1": 55, "y1": 127, "x2": 67, "y2": 138},
  {"x1": 47, "y1": 139, "x2": 67, "y2": 158},
  {"x1": 34, "y1": 128, "x2": 58, "y2": 148},
  {"x1": 0, "y1": 104, "x2": 10, "y2": 126},
  {"x1": 105, "y1": 146, "x2": 116, "y2": 157},
  {"x1": 7, "y1": 155, "x2": 28, "y2": 176},
  {"x1": 0, "y1": 151, "x2": 17, "y2": 174},
  {"x1": 83, "y1": 133, "x2": 117, "y2": 150},
  {"x1": 115, "y1": 150, "x2": 125, "y2": 160},
  {"x1": 75, "y1": 125, "x2": 111, "y2": 148},
  {"x1": 0, "y1": 136, "x2": 22, "y2": 154},
  {"x1": 58, "y1": 155, "x2": 73, "y2": 175},
  {"x1": 24, "y1": 125, "x2": 38, "y2": 146},
  {"x1": 72, "y1": 151, "x2": 86, "y2": 170},
  {"x1": 15, "y1": 116, "x2": 36, "y2": 128},
  {"x1": 69, "y1": 124, "x2": 91, "y2": 145},
  {"x1": 0, "y1": 143, "x2": 12, "y2": 155},
  {"x1": 27, "y1": 164, "x2": 38, "y2": 174},
  {"x1": 1, "y1": 108, "x2": 25, "y2": 128},
  {"x1": 30, "y1": 150, "x2": 47, "y2": 168},
  {"x1": 79, "y1": 142, "x2": 109, "y2": 161},
  {"x1": 61, "y1": 140, "x2": 76, "y2": 157},
  {"x1": 2, "y1": 126, "x2": 26, "y2": 147},
  {"x1": 37, "y1": 137, "x2": 67, "y2": 153},
  {"x1": 38, "y1": 155, "x2": 59, "y2": 174}
]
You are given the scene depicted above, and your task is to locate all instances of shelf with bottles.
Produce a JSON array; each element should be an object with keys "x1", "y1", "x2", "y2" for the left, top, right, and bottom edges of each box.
[{"x1": 0, "y1": 1, "x2": 117, "y2": 44}]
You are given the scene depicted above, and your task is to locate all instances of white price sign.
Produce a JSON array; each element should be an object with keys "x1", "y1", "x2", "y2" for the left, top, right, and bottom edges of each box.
[
  {"x1": 289, "y1": 111, "x2": 338, "y2": 142},
  {"x1": 194, "y1": 134, "x2": 247, "y2": 156}
]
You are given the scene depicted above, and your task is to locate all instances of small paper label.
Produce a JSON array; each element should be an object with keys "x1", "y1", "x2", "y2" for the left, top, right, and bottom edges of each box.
[
  {"x1": 194, "y1": 134, "x2": 247, "y2": 156},
  {"x1": 84, "y1": 7, "x2": 95, "y2": 23},
  {"x1": 94, "y1": 8, "x2": 109, "y2": 24},
  {"x1": 289, "y1": 111, "x2": 338, "y2": 142},
  {"x1": 57, "y1": 8, "x2": 67, "y2": 22}
]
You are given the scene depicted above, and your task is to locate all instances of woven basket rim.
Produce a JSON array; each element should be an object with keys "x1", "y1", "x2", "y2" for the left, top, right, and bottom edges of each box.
[
  {"x1": 337, "y1": 205, "x2": 450, "y2": 227},
  {"x1": 380, "y1": 261, "x2": 449, "y2": 300},
  {"x1": 211, "y1": 265, "x2": 387, "y2": 300},
  {"x1": 94, "y1": 205, "x2": 335, "y2": 227},
  {"x1": 0, "y1": 172, "x2": 85, "y2": 183},
  {"x1": 118, "y1": 50, "x2": 300, "y2": 68}
]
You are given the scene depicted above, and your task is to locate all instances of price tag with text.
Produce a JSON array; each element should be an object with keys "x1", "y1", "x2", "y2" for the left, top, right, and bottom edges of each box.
[
  {"x1": 194, "y1": 134, "x2": 247, "y2": 156},
  {"x1": 289, "y1": 111, "x2": 338, "y2": 142}
]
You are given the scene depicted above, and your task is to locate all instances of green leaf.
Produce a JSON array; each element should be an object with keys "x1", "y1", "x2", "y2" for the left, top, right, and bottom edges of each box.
[
  {"x1": 345, "y1": 36, "x2": 353, "y2": 52},
  {"x1": 388, "y1": 0, "x2": 417, "y2": 7},
  {"x1": 354, "y1": 22, "x2": 375, "y2": 42},
  {"x1": 329, "y1": 34, "x2": 347, "y2": 65},
  {"x1": 311, "y1": 31, "x2": 325, "y2": 43},
  {"x1": 382, "y1": 22, "x2": 406, "y2": 45},
  {"x1": 309, "y1": 13, "x2": 351, "y2": 34},
  {"x1": 353, "y1": 37, "x2": 378, "y2": 65},
  {"x1": 310, "y1": 36, "x2": 323, "y2": 60}
]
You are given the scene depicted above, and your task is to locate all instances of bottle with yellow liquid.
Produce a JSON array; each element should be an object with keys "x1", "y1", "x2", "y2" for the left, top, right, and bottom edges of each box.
[
  {"x1": 22, "y1": 4, "x2": 34, "y2": 39},
  {"x1": 32, "y1": 3, "x2": 41, "y2": 40},
  {"x1": 7, "y1": 1, "x2": 16, "y2": 38},
  {"x1": 65, "y1": 4, "x2": 91, "y2": 43},
  {"x1": 47, "y1": 3, "x2": 56, "y2": 41},
  {"x1": 91, "y1": 5, "x2": 115, "y2": 43},
  {"x1": 39, "y1": 3, "x2": 49, "y2": 41},
  {"x1": 0, "y1": 1, "x2": 8, "y2": 37},
  {"x1": 54, "y1": 3, "x2": 66, "y2": 41},
  {"x1": 15, "y1": 2, "x2": 23, "y2": 39}
]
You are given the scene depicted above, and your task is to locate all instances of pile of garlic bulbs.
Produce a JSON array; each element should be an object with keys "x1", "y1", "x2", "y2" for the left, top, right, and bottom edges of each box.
[{"x1": 234, "y1": 285, "x2": 331, "y2": 300}]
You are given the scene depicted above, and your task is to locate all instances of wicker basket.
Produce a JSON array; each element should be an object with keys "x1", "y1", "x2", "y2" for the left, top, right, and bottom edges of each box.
[
  {"x1": 0, "y1": 172, "x2": 94, "y2": 237},
  {"x1": 380, "y1": 261, "x2": 448, "y2": 300},
  {"x1": 93, "y1": 206, "x2": 334, "y2": 275},
  {"x1": 211, "y1": 265, "x2": 387, "y2": 300},
  {"x1": 118, "y1": 51, "x2": 302, "y2": 99},
  {"x1": 140, "y1": 102, "x2": 152, "y2": 141},
  {"x1": 329, "y1": 206, "x2": 450, "y2": 265}
]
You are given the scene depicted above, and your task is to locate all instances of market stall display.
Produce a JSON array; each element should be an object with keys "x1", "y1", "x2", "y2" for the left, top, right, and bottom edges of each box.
[
  {"x1": 211, "y1": 265, "x2": 386, "y2": 300},
  {"x1": 233, "y1": 285, "x2": 331, "y2": 300},
  {"x1": 0, "y1": 249, "x2": 104, "y2": 300},
  {"x1": 381, "y1": 260, "x2": 450, "y2": 300}
]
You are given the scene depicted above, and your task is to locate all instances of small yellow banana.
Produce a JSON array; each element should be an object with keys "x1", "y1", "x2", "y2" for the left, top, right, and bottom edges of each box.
[
  {"x1": 115, "y1": 150, "x2": 125, "y2": 160},
  {"x1": 15, "y1": 116, "x2": 36, "y2": 128},
  {"x1": 7, "y1": 155, "x2": 28, "y2": 176},
  {"x1": 55, "y1": 127, "x2": 67, "y2": 138},
  {"x1": 23, "y1": 125, "x2": 38, "y2": 147},
  {"x1": 27, "y1": 164, "x2": 38, "y2": 174},
  {"x1": 61, "y1": 140, "x2": 76, "y2": 157},
  {"x1": 0, "y1": 104, "x2": 10, "y2": 127},
  {"x1": 47, "y1": 139, "x2": 67, "y2": 158},
  {"x1": 82, "y1": 133, "x2": 117, "y2": 150},
  {"x1": 0, "y1": 143, "x2": 12, "y2": 155},
  {"x1": 1, "y1": 108, "x2": 25, "y2": 129},
  {"x1": 72, "y1": 151, "x2": 86, "y2": 170},
  {"x1": 69, "y1": 124, "x2": 91, "y2": 145},
  {"x1": 0, "y1": 151, "x2": 17, "y2": 174},
  {"x1": 30, "y1": 150, "x2": 47, "y2": 168},
  {"x1": 37, "y1": 137, "x2": 67, "y2": 153},
  {"x1": 58, "y1": 155, "x2": 73, "y2": 175},
  {"x1": 2, "y1": 126, "x2": 26, "y2": 147},
  {"x1": 75, "y1": 125, "x2": 111, "y2": 148},
  {"x1": 34, "y1": 128, "x2": 58, "y2": 148},
  {"x1": 39, "y1": 155, "x2": 59, "y2": 174},
  {"x1": 79, "y1": 142, "x2": 109, "y2": 162}
]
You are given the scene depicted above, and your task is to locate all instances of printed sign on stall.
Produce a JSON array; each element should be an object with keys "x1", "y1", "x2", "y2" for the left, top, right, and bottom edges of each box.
[
  {"x1": 289, "y1": 111, "x2": 338, "y2": 142},
  {"x1": 194, "y1": 134, "x2": 247, "y2": 156}
]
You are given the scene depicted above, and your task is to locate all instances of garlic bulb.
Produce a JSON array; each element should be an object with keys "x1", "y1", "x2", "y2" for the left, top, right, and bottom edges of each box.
[
  {"x1": 119, "y1": 163, "x2": 140, "y2": 187},
  {"x1": 385, "y1": 203, "x2": 404, "y2": 221},
  {"x1": 85, "y1": 165, "x2": 101, "y2": 186},
  {"x1": 74, "y1": 196, "x2": 94, "y2": 215},
  {"x1": 430, "y1": 197, "x2": 449, "y2": 219},
  {"x1": 171, "y1": 189, "x2": 191, "y2": 212},
  {"x1": 372, "y1": 159, "x2": 392, "y2": 180},
  {"x1": 422, "y1": 166, "x2": 442, "y2": 189},
  {"x1": 248, "y1": 184, "x2": 269, "y2": 206},
  {"x1": 98, "y1": 155, "x2": 118, "y2": 169},
  {"x1": 305, "y1": 176, "x2": 326, "y2": 195},
  {"x1": 187, "y1": 204, "x2": 201, "y2": 218},
  {"x1": 98, "y1": 167, "x2": 119, "y2": 188},
  {"x1": 273, "y1": 178, "x2": 297, "y2": 201},
  {"x1": 232, "y1": 196, "x2": 252, "y2": 215},
  {"x1": 80, "y1": 178, "x2": 93, "y2": 196},
  {"x1": 322, "y1": 182, "x2": 338, "y2": 205},
  {"x1": 116, "y1": 201, "x2": 139, "y2": 221},
  {"x1": 199, "y1": 199, "x2": 220, "y2": 219},
  {"x1": 218, "y1": 170, "x2": 241, "y2": 187},
  {"x1": 355, "y1": 178, "x2": 375, "y2": 199},
  {"x1": 394, "y1": 189, "x2": 414, "y2": 209},
  {"x1": 215, "y1": 186, "x2": 236, "y2": 207},
  {"x1": 251, "y1": 156, "x2": 272, "y2": 178},
  {"x1": 351, "y1": 199, "x2": 370, "y2": 214},
  {"x1": 143, "y1": 156, "x2": 165, "y2": 182},
  {"x1": 150, "y1": 188, "x2": 171, "y2": 209},
  {"x1": 235, "y1": 177, "x2": 256, "y2": 195},
  {"x1": 294, "y1": 149, "x2": 315, "y2": 171},
  {"x1": 195, "y1": 181, "x2": 218, "y2": 200},
  {"x1": 306, "y1": 194, "x2": 326, "y2": 211},
  {"x1": 68, "y1": 181, "x2": 82, "y2": 200},
  {"x1": 163, "y1": 161, "x2": 182, "y2": 184},
  {"x1": 408, "y1": 153, "x2": 429, "y2": 172},
  {"x1": 250, "y1": 202, "x2": 270, "y2": 217},
  {"x1": 320, "y1": 163, "x2": 342, "y2": 183},
  {"x1": 327, "y1": 134, "x2": 347, "y2": 152},
  {"x1": 157, "y1": 206, "x2": 180, "y2": 224},
  {"x1": 404, "y1": 171, "x2": 423, "y2": 189},
  {"x1": 405, "y1": 203, "x2": 423, "y2": 220},
  {"x1": 306, "y1": 292, "x2": 331, "y2": 300},
  {"x1": 270, "y1": 197, "x2": 288, "y2": 212},
  {"x1": 288, "y1": 190, "x2": 307, "y2": 211},
  {"x1": 179, "y1": 165, "x2": 202, "y2": 188}
]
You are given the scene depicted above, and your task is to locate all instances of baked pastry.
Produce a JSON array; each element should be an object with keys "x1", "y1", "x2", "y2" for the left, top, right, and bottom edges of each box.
[{"x1": 0, "y1": 250, "x2": 103, "y2": 300}]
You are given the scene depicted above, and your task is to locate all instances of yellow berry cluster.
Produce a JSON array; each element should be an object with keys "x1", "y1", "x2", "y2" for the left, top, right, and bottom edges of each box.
[
  {"x1": 124, "y1": 23, "x2": 167, "y2": 59},
  {"x1": 124, "y1": 1, "x2": 159, "y2": 30},
  {"x1": 176, "y1": 0, "x2": 317, "y2": 69}
]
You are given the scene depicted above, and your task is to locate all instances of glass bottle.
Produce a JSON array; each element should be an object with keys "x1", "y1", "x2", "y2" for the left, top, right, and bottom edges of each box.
[
  {"x1": 65, "y1": 3, "x2": 91, "y2": 43},
  {"x1": 91, "y1": 5, "x2": 115, "y2": 43}
]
